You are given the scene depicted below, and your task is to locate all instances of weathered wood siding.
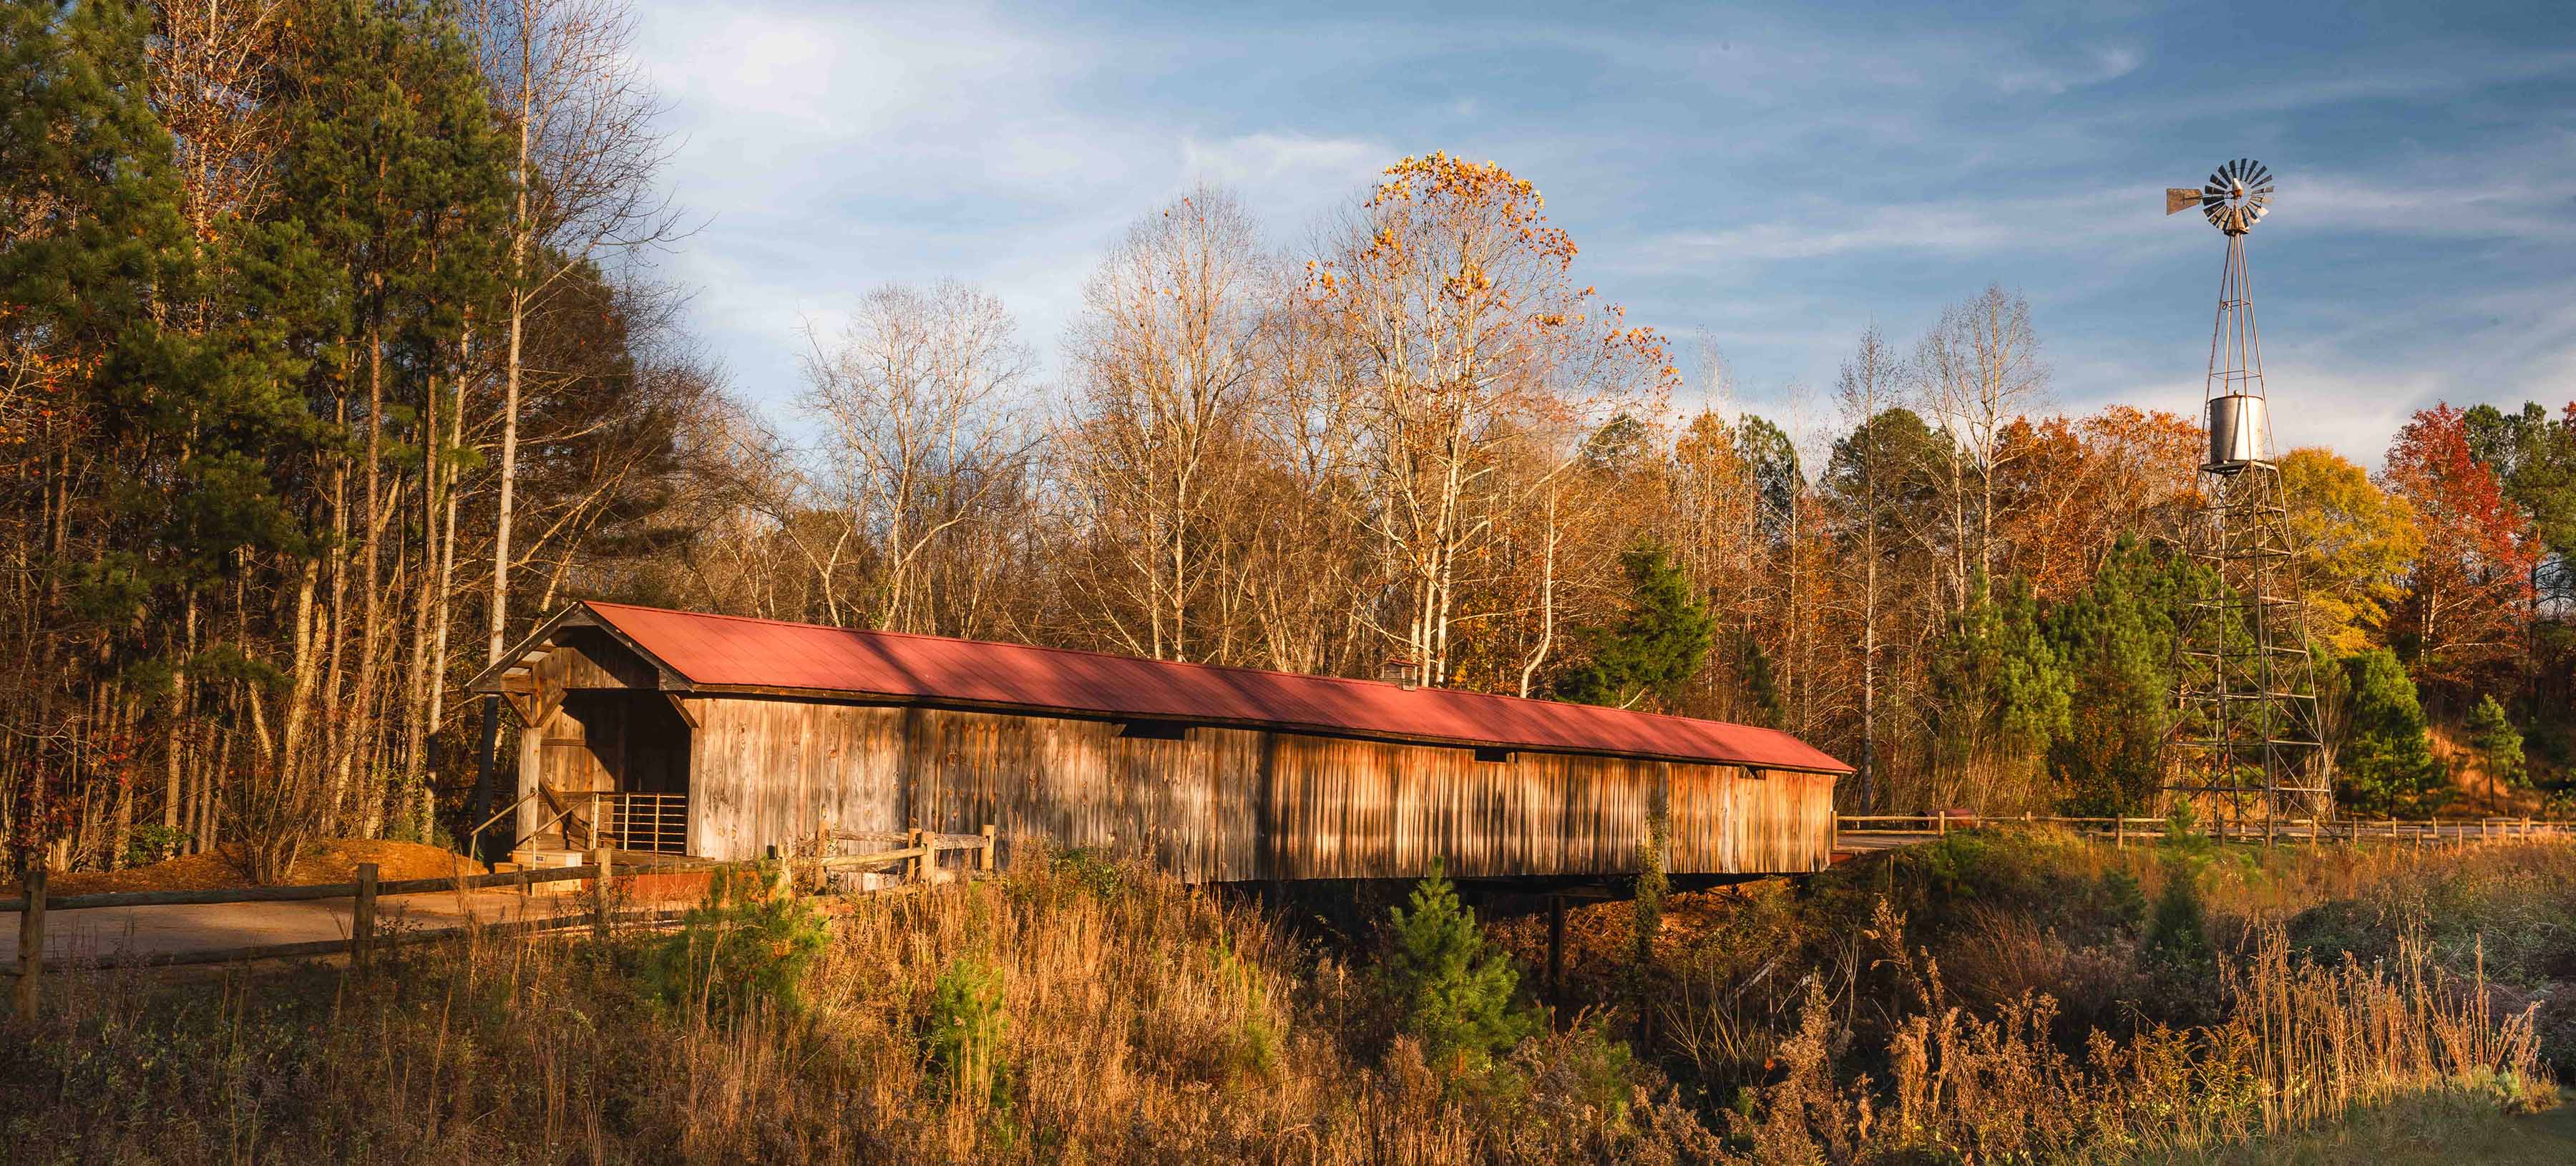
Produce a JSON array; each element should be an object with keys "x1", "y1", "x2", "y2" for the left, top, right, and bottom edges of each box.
[
  {"x1": 687, "y1": 699, "x2": 904, "y2": 858},
  {"x1": 679, "y1": 696, "x2": 1835, "y2": 878}
]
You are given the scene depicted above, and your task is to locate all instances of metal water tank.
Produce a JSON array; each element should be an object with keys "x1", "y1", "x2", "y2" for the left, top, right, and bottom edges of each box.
[{"x1": 2207, "y1": 394, "x2": 2268, "y2": 471}]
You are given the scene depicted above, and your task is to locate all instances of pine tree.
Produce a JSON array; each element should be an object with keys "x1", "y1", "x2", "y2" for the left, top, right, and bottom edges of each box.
[
  {"x1": 2467, "y1": 694, "x2": 2527, "y2": 792},
  {"x1": 0, "y1": 0, "x2": 199, "y2": 616},
  {"x1": 1555, "y1": 539, "x2": 1716, "y2": 711},
  {"x1": 270, "y1": 0, "x2": 507, "y2": 835},
  {"x1": 2336, "y1": 649, "x2": 2442, "y2": 815},
  {"x1": 1380, "y1": 860, "x2": 1531, "y2": 1077},
  {"x1": 2046, "y1": 537, "x2": 2189, "y2": 814},
  {"x1": 1732, "y1": 631, "x2": 1784, "y2": 729},
  {"x1": 1928, "y1": 573, "x2": 2070, "y2": 811}
]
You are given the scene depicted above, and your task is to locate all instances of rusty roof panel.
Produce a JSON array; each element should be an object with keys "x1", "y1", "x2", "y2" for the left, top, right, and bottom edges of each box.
[{"x1": 579, "y1": 601, "x2": 1852, "y2": 774}]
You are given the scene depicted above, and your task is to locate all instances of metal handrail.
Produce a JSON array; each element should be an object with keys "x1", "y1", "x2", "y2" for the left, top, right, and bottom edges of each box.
[
  {"x1": 467, "y1": 790, "x2": 540, "y2": 842},
  {"x1": 511, "y1": 805, "x2": 581, "y2": 856},
  {"x1": 474, "y1": 790, "x2": 688, "y2": 859},
  {"x1": 600, "y1": 792, "x2": 687, "y2": 854}
]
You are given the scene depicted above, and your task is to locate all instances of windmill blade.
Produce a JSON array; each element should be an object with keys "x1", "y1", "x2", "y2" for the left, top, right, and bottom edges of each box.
[{"x1": 2181, "y1": 157, "x2": 2280, "y2": 233}]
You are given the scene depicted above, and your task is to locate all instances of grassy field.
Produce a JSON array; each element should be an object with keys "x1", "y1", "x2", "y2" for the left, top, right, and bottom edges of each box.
[
  {"x1": 1, "y1": 830, "x2": 2567, "y2": 1163},
  {"x1": 2160, "y1": 1088, "x2": 2576, "y2": 1165}
]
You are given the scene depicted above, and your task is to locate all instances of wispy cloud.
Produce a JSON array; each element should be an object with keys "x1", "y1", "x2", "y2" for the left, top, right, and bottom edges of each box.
[{"x1": 628, "y1": 0, "x2": 2576, "y2": 460}]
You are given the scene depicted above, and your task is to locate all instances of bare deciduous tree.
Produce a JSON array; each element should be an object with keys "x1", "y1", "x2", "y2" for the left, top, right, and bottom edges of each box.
[
  {"x1": 1060, "y1": 187, "x2": 1270, "y2": 661},
  {"x1": 799, "y1": 282, "x2": 1036, "y2": 633},
  {"x1": 1913, "y1": 283, "x2": 2050, "y2": 601},
  {"x1": 469, "y1": 0, "x2": 686, "y2": 669}
]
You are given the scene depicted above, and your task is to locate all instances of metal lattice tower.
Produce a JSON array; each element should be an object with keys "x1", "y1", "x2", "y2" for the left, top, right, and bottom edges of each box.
[{"x1": 2164, "y1": 160, "x2": 2331, "y2": 840}]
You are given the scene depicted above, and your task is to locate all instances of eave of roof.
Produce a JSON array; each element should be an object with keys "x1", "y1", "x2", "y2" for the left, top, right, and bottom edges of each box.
[{"x1": 481, "y1": 601, "x2": 1854, "y2": 776}]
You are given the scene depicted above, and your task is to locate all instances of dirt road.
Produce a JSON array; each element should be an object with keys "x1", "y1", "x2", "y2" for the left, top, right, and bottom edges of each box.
[{"x1": 3, "y1": 887, "x2": 580, "y2": 969}]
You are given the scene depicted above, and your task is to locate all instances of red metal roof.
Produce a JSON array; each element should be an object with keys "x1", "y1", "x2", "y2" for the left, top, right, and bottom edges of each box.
[{"x1": 575, "y1": 601, "x2": 1852, "y2": 774}]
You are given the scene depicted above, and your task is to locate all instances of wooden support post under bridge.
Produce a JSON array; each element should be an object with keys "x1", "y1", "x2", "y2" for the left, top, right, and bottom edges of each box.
[
  {"x1": 1547, "y1": 894, "x2": 1566, "y2": 996},
  {"x1": 14, "y1": 868, "x2": 43, "y2": 1021},
  {"x1": 352, "y1": 863, "x2": 378, "y2": 973}
]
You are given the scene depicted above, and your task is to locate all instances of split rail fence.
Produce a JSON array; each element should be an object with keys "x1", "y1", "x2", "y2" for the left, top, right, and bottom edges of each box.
[
  {"x1": 1838, "y1": 813, "x2": 2576, "y2": 848},
  {"x1": 5, "y1": 825, "x2": 995, "y2": 1022}
]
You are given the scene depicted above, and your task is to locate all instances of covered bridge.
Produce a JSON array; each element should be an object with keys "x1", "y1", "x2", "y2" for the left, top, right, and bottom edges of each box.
[{"x1": 468, "y1": 602, "x2": 1849, "y2": 880}]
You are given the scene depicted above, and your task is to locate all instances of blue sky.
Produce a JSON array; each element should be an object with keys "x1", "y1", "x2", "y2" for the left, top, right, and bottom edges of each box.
[{"x1": 633, "y1": 0, "x2": 2574, "y2": 465}]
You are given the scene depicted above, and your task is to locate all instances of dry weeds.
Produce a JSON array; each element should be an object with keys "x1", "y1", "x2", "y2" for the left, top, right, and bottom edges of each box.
[{"x1": 1, "y1": 835, "x2": 2565, "y2": 1164}]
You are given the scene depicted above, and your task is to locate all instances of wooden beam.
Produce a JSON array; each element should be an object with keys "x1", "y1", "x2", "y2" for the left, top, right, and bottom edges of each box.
[
  {"x1": 665, "y1": 693, "x2": 699, "y2": 729},
  {"x1": 500, "y1": 687, "x2": 560, "y2": 730},
  {"x1": 525, "y1": 678, "x2": 563, "y2": 729}
]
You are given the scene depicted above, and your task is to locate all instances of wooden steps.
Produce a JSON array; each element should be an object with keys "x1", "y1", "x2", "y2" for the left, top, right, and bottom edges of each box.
[{"x1": 499, "y1": 849, "x2": 588, "y2": 895}]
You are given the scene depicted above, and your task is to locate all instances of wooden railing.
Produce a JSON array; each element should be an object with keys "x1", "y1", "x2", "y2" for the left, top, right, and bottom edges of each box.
[
  {"x1": 1838, "y1": 813, "x2": 2576, "y2": 847},
  {"x1": 4, "y1": 825, "x2": 997, "y2": 1022}
]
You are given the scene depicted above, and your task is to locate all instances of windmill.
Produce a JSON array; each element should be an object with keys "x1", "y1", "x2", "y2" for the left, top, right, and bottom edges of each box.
[{"x1": 2163, "y1": 158, "x2": 2329, "y2": 841}]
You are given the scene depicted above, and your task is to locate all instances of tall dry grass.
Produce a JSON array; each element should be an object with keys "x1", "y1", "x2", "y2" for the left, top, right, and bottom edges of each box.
[
  {"x1": 0, "y1": 855, "x2": 1715, "y2": 1164},
  {"x1": 1724, "y1": 900, "x2": 2551, "y2": 1163},
  {"x1": 1, "y1": 836, "x2": 2565, "y2": 1164}
]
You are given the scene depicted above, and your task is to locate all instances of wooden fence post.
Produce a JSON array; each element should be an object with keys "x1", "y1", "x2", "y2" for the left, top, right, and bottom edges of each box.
[
  {"x1": 592, "y1": 846, "x2": 613, "y2": 937},
  {"x1": 2114, "y1": 817, "x2": 2124, "y2": 849},
  {"x1": 352, "y1": 862, "x2": 379, "y2": 972},
  {"x1": 907, "y1": 827, "x2": 926, "y2": 882},
  {"x1": 14, "y1": 867, "x2": 43, "y2": 1022},
  {"x1": 980, "y1": 823, "x2": 996, "y2": 873}
]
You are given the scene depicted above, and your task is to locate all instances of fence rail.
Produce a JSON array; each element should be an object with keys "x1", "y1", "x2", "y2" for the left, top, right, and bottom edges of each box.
[
  {"x1": 6, "y1": 825, "x2": 997, "y2": 1022},
  {"x1": 1837, "y1": 812, "x2": 2576, "y2": 847}
]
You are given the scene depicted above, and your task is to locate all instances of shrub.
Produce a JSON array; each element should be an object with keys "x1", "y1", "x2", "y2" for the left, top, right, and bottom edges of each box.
[
  {"x1": 1381, "y1": 859, "x2": 1533, "y2": 1077},
  {"x1": 121, "y1": 823, "x2": 190, "y2": 868},
  {"x1": 645, "y1": 861, "x2": 828, "y2": 1017},
  {"x1": 2146, "y1": 858, "x2": 2212, "y2": 966},
  {"x1": 1630, "y1": 812, "x2": 1669, "y2": 1004},
  {"x1": 1050, "y1": 846, "x2": 1126, "y2": 899},
  {"x1": 1207, "y1": 936, "x2": 1282, "y2": 1088},
  {"x1": 924, "y1": 956, "x2": 1011, "y2": 1110}
]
